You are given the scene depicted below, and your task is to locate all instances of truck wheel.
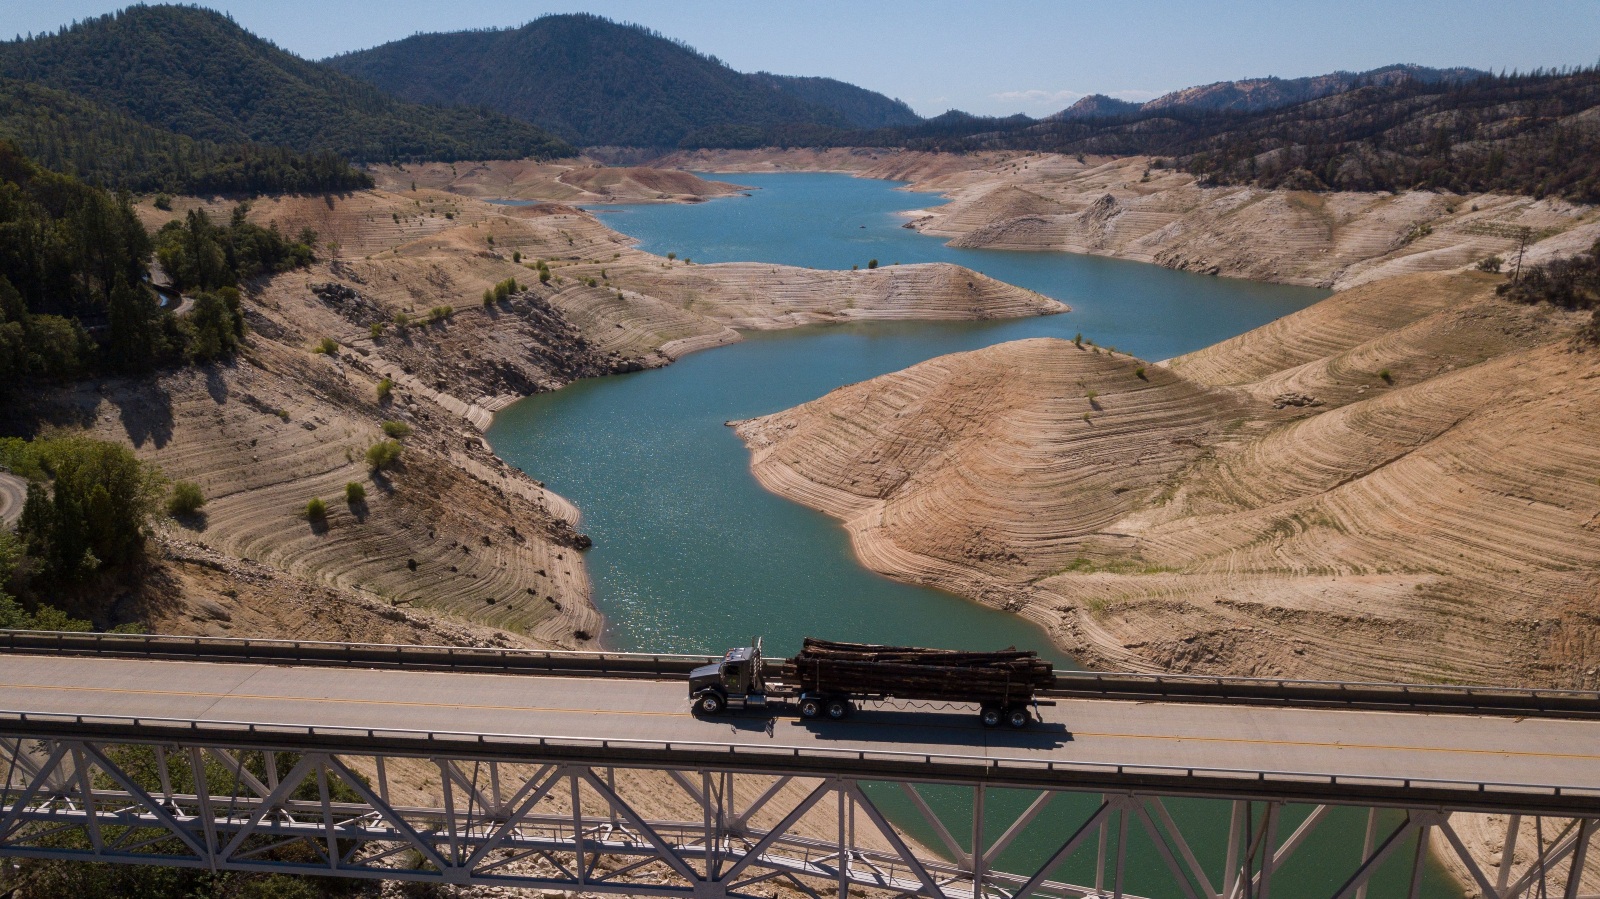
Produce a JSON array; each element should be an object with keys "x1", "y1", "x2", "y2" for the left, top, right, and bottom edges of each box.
[
  {"x1": 980, "y1": 706, "x2": 1003, "y2": 728},
  {"x1": 825, "y1": 698, "x2": 851, "y2": 719},
  {"x1": 696, "y1": 692, "x2": 726, "y2": 715},
  {"x1": 1007, "y1": 707, "x2": 1032, "y2": 728},
  {"x1": 798, "y1": 697, "x2": 822, "y2": 719}
]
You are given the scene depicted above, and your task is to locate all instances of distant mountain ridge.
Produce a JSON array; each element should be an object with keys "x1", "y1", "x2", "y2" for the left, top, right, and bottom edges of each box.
[
  {"x1": 1047, "y1": 95, "x2": 1144, "y2": 121},
  {"x1": 1138, "y1": 63, "x2": 1487, "y2": 114},
  {"x1": 324, "y1": 14, "x2": 921, "y2": 147},
  {"x1": 0, "y1": 4, "x2": 572, "y2": 163},
  {"x1": 1044, "y1": 65, "x2": 1486, "y2": 122}
]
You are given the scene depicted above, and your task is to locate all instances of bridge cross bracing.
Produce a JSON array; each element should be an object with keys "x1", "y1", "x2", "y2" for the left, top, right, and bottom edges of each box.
[{"x1": 0, "y1": 634, "x2": 1599, "y2": 897}]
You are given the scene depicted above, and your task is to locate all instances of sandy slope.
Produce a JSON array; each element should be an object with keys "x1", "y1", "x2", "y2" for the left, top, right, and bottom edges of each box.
[
  {"x1": 735, "y1": 270, "x2": 1600, "y2": 688},
  {"x1": 655, "y1": 148, "x2": 1600, "y2": 291}
]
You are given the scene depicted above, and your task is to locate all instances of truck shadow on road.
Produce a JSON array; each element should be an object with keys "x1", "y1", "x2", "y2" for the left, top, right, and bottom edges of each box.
[{"x1": 786, "y1": 708, "x2": 1074, "y2": 749}]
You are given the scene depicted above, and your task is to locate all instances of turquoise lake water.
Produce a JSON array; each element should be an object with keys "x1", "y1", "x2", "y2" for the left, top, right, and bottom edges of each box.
[{"x1": 486, "y1": 173, "x2": 1458, "y2": 896}]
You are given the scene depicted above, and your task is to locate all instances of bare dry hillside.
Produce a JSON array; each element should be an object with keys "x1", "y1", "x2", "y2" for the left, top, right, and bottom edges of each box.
[{"x1": 736, "y1": 270, "x2": 1600, "y2": 687}]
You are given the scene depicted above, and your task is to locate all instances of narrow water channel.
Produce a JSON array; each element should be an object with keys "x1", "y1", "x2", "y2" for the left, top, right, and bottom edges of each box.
[{"x1": 486, "y1": 173, "x2": 1459, "y2": 897}]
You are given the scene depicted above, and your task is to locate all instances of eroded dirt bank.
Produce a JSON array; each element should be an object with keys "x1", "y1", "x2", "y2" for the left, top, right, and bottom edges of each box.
[
  {"x1": 6, "y1": 184, "x2": 1058, "y2": 647},
  {"x1": 660, "y1": 148, "x2": 1600, "y2": 290}
]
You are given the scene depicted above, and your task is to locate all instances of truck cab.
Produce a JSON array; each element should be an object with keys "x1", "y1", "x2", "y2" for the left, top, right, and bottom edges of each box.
[{"x1": 689, "y1": 641, "x2": 767, "y2": 714}]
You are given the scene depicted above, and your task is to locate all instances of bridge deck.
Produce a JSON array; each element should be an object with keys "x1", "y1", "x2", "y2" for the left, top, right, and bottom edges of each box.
[{"x1": 1, "y1": 652, "x2": 1596, "y2": 796}]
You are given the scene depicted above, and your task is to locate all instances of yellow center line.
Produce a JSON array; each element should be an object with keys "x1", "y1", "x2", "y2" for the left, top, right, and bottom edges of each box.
[{"x1": 4, "y1": 681, "x2": 1598, "y2": 764}]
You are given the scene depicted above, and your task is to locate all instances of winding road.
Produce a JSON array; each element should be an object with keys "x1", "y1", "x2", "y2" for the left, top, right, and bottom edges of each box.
[{"x1": 0, "y1": 472, "x2": 25, "y2": 528}]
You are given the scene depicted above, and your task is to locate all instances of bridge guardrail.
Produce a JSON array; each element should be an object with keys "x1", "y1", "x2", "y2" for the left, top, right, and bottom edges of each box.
[
  {"x1": 0, "y1": 629, "x2": 717, "y2": 678},
  {"x1": 5, "y1": 629, "x2": 1600, "y2": 719},
  {"x1": 3, "y1": 707, "x2": 1598, "y2": 817},
  {"x1": 1044, "y1": 670, "x2": 1600, "y2": 718}
]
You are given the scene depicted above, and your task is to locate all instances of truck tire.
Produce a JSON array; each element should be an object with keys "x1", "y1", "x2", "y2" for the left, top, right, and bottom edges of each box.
[
  {"x1": 980, "y1": 706, "x2": 1003, "y2": 728},
  {"x1": 825, "y1": 697, "x2": 851, "y2": 719},
  {"x1": 798, "y1": 697, "x2": 822, "y2": 719},
  {"x1": 1007, "y1": 706, "x2": 1032, "y2": 728},
  {"x1": 696, "y1": 692, "x2": 726, "y2": 715}
]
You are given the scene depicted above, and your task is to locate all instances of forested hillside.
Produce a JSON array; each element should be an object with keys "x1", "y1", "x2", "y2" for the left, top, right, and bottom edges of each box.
[
  {"x1": 325, "y1": 13, "x2": 918, "y2": 146},
  {"x1": 0, "y1": 5, "x2": 573, "y2": 163},
  {"x1": 749, "y1": 73, "x2": 921, "y2": 129},
  {"x1": 836, "y1": 68, "x2": 1600, "y2": 202},
  {"x1": 0, "y1": 77, "x2": 370, "y2": 194},
  {"x1": 0, "y1": 139, "x2": 313, "y2": 383}
]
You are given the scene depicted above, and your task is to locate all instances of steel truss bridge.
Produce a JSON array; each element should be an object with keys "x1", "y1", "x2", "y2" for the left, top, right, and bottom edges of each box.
[{"x1": 1, "y1": 631, "x2": 1598, "y2": 899}]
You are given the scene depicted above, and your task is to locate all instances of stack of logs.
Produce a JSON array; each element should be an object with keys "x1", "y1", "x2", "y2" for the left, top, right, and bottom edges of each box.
[{"x1": 785, "y1": 638, "x2": 1054, "y2": 703}]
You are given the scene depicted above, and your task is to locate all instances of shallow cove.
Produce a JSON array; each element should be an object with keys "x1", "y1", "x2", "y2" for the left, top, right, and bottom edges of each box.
[{"x1": 487, "y1": 173, "x2": 1458, "y2": 896}]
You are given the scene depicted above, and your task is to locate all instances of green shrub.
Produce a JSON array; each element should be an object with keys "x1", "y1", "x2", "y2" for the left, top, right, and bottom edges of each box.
[
  {"x1": 313, "y1": 337, "x2": 338, "y2": 355},
  {"x1": 305, "y1": 497, "x2": 327, "y2": 520},
  {"x1": 1073, "y1": 333, "x2": 1083, "y2": 348},
  {"x1": 12, "y1": 436, "x2": 166, "y2": 583},
  {"x1": 512, "y1": 251, "x2": 522, "y2": 263},
  {"x1": 392, "y1": 311, "x2": 411, "y2": 328},
  {"x1": 369, "y1": 322, "x2": 385, "y2": 338},
  {"x1": 381, "y1": 420, "x2": 412, "y2": 439},
  {"x1": 491, "y1": 278, "x2": 519, "y2": 302},
  {"x1": 1378, "y1": 368, "x2": 1394, "y2": 384},
  {"x1": 1135, "y1": 366, "x2": 1148, "y2": 380},
  {"x1": 166, "y1": 481, "x2": 205, "y2": 516},
  {"x1": 867, "y1": 259, "x2": 879, "y2": 269},
  {"x1": 365, "y1": 439, "x2": 402, "y2": 471},
  {"x1": 376, "y1": 377, "x2": 394, "y2": 401},
  {"x1": 1477, "y1": 255, "x2": 1504, "y2": 273},
  {"x1": 345, "y1": 482, "x2": 366, "y2": 504},
  {"x1": 666, "y1": 252, "x2": 677, "y2": 261}
]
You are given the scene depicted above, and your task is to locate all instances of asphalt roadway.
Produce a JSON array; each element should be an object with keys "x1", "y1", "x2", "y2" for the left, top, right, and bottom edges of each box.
[{"x1": 1, "y1": 653, "x2": 1596, "y2": 795}]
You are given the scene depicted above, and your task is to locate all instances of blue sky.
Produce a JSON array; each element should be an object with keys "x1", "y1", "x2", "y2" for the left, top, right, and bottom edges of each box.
[{"x1": 6, "y1": 1, "x2": 1600, "y2": 117}]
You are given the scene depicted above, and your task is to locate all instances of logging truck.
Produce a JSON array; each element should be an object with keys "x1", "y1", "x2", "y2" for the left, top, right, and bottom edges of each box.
[{"x1": 688, "y1": 638, "x2": 1055, "y2": 728}]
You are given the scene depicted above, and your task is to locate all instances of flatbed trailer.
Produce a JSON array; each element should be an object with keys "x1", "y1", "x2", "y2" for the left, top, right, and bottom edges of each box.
[{"x1": 688, "y1": 637, "x2": 1055, "y2": 728}]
